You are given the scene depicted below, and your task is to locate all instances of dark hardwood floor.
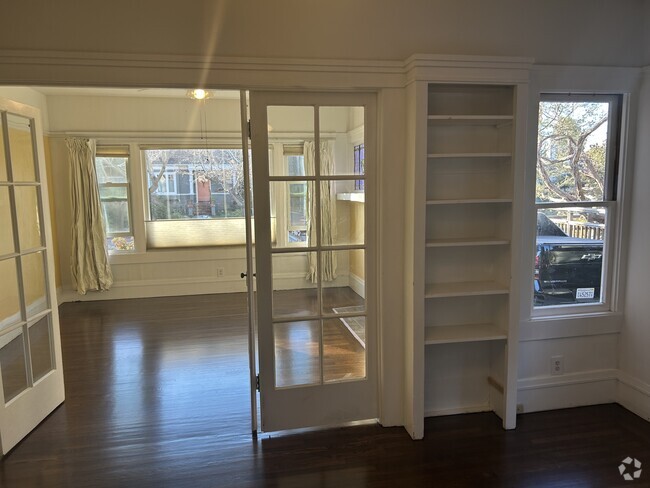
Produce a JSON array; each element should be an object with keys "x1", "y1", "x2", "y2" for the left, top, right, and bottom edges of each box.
[{"x1": 1, "y1": 293, "x2": 650, "y2": 487}]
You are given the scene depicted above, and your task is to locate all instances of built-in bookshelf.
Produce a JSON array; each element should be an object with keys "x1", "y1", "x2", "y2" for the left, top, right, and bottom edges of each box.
[{"x1": 404, "y1": 67, "x2": 528, "y2": 439}]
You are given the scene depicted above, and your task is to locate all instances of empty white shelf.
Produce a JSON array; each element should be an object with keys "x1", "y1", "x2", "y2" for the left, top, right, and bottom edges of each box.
[
  {"x1": 426, "y1": 198, "x2": 512, "y2": 205},
  {"x1": 425, "y1": 281, "x2": 509, "y2": 298},
  {"x1": 425, "y1": 237, "x2": 509, "y2": 248},
  {"x1": 427, "y1": 115, "x2": 513, "y2": 126},
  {"x1": 427, "y1": 152, "x2": 511, "y2": 159},
  {"x1": 336, "y1": 192, "x2": 365, "y2": 203},
  {"x1": 425, "y1": 323, "x2": 507, "y2": 345}
]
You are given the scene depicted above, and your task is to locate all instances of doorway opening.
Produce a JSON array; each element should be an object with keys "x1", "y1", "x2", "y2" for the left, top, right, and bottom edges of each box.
[{"x1": 0, "y1": 86, "x2": 376, "y2": 451}]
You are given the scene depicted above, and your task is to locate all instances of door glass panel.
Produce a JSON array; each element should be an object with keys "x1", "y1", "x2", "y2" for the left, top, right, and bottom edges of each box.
[
  {"x1": 267, "y1": 106, "x2": 314, "y2": 177},
  {"x1": 0, "y1": 328, "x2": 29, "y2": 403},
  {"x1": 270, "y1": 181, "x2": 313, "y2": 249},
  {"x1": 21, "y1": 251, "x2": 48, "y2": 318},
  {"x1": 327, "y1": 179, "x2": 365, "y2": 246},
  {"x1": 274, "y1": 320, "x2": 321, "y2": 388},
  {"x1": 28, "y1": 315, "x2": 53, "y2": 382},
  {"x1": 322, "y1": 250, "x2": 365, "y2": 314},
  {"x1": 319, "y1": 106, "x2": 364, "y2": 176},
  {"x1": 0, "y1": 258, "x2": 21, "y2": 332},
  {"x1": 0, "y1": 187, "x2": 15, "y2": 255},
  {"x1": 323, "y1": 317, "x2": 366, "y2": 383},
  {"x1": 0, "y1": 115, "x2": 7, "y2": 181},
  {"x1": 7, "y1": 114, "x2": 36, "y2": 183},
  {"x1": 15, "y1": 186, "x2": 42, "y2": 250},
  {"x1": 272, "y1": 252, "x2": 318, "y2": 319}
]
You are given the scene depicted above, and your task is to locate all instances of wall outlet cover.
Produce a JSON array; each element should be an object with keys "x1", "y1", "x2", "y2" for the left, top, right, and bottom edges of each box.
[{"x1": 551, "y1": 355, "x2": 564, "y2": 375}]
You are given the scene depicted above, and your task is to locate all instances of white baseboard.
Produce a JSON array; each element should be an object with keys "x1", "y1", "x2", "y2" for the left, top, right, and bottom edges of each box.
[
  {"x1": 517, "y1": 369, "x2": 618, "y2": 414},
  {"x1": 349, "y1": 272, "x2": 365, "y2": 299},
  {"x1": 424, "y1": 404, "x2": 492, "y2": 418},
  {"x1": 60, "y1": 276, "x2": 248, "y2": 302},
  {"x1": 59, "y1": 273, "x2": 352, "y2": 303},
  {"x1": 617, "y1": 372, "x2": 650, "y2": 422}
]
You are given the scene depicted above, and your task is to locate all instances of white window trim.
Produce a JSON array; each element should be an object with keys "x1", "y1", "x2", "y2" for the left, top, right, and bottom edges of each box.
[
  {"x1": 531, "y1": 93, "x2": 625, "y2": 318},
  {"x1": 95, "y1": 146, "x2": 135, "y2": 253}
]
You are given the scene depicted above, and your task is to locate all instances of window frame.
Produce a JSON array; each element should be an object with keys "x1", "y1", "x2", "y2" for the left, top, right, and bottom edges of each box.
[
  {"x1": 532, "y1": 93, "x2": 623, "y2": 317},
  {"x1": 95, "y1": 146, "x2": 135, "y2": 253},
  {"x1": 140, "y1": 144, "x2": 259, "y2": 249},
  {"x1": 353, "y1": 143, "x2": 365, "y2": 191},
  {"x1": 276, "y1": 144, "x2": 309, "y2": 248}
]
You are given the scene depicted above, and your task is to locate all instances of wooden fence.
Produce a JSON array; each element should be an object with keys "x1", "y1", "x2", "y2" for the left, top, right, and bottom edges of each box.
[{"x1": 553, "y1": 220, "x2": 605, "y2": 240}]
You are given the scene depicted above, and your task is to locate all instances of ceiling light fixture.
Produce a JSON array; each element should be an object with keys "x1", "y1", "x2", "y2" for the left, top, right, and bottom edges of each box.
[{"x1": 187, "y1": 88, "x2": 211, "y2": 100}]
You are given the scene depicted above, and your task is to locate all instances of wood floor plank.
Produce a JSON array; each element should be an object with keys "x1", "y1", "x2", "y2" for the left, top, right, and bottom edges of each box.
[{"x1": 0, "y1": 293, "x2": 649, "y2": 487}]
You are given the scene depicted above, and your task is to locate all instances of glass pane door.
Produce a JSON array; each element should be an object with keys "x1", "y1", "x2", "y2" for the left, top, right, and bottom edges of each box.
[
  {"x1": 0, "y1": 98, "x2": 65, "y2": 454},
  {"x1": 250, "y1": 92, "x2": 376, "y2": 432}
]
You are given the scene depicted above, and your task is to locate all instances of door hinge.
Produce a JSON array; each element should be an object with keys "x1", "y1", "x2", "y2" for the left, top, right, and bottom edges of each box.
[
  {"x1": 256, "y1": 374, "x2": 260, "y2": 392},
  {"x1": 247, "y1": 120, "x2": 251, "y2": 139}
]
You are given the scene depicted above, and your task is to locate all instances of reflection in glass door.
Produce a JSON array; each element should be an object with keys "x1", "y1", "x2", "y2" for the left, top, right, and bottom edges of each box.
[
  {"x1": 250, "y1": 92, "x2": 377, "y2": 432},
  {"x1": 0, "y1": 98, "x2": 65, "y2": 454}
]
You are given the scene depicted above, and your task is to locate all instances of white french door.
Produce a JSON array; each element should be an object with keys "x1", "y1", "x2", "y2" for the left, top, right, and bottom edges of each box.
[
  {"x1": 0, "y1": 98, "x2": 65, "y2": 454},
  {"x1": 249, "y1": 91, "x2": 377, "y2": 432}
]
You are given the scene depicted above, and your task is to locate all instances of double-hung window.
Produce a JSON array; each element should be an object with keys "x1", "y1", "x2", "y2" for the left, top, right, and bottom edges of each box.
[
  {"x1": 283, "y1": 145, "x2": 308, "y2": 244},
  {"x1": 95, "y1": 146, "x2": 134, "y2": 252},
  {"x1": 533, "y1": 94, "x2": 622, "y2": 312}
]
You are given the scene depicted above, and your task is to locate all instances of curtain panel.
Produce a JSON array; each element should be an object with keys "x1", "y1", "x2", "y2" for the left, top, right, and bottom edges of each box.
[
  {"x1": 304, "y1": 141, "x2": 337, "y2": 283},
  {"x1": 66, "y1": 138, "x2": 113, "y2": 294}
]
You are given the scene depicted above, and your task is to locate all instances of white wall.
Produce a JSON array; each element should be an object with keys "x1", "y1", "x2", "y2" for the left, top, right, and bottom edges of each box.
[
  {"x1": 0, "y1": 87, "x2": 49, "y2": 132},
  {"x1": 0, "y1": 0, "x2": 645, "y2": 67},
  {"x1": 619, "y1": 70, "x2": 650, "y2": 420}
]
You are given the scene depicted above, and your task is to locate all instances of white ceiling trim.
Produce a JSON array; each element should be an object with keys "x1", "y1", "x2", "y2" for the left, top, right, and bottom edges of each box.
[{"x1": 0, "y1": 49, "x2": 407, "y2": 90}]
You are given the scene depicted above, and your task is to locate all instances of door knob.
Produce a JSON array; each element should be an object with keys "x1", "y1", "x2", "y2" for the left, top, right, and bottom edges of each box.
[{"x1": 241, "y1": 272, "x2": 256, "y2": 278}]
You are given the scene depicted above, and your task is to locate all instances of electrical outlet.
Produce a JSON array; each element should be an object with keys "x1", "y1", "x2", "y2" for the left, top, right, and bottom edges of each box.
[
  {"x1": 216, "y1": 267, "x2": 225, "y2": 278},
  {"x1": 516, "y1": 404, "x2": 524, "y2": 414},
  {"x1": 551, "y1": 355, "x2": 564, "y2": 375}
]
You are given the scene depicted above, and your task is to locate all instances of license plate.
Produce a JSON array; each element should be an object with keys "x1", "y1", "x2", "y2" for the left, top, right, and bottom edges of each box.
[{"x1": 576, "y1": 288, "x2": 595, "y2": 299}]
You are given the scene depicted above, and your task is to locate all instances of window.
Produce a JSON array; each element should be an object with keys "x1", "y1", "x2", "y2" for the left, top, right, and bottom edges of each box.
[
  {"x1": 142, "y1": 147, "x2": 252, "y2": 248},
  {"x1": 144, "y1": 148, "x2": 247, "y2": 221},
  {"x1": 95, "y1": 146, "x2": 134, "y2": 252},
  {"x1": 533, "y1": 95, "x2": 622, "y2": 311},
  {"x1": 284, "y1": 146, "x2": 308, "y2": 244},
  {"x1": 354, "y1": 143, "x2": 365, "y2": 191}
]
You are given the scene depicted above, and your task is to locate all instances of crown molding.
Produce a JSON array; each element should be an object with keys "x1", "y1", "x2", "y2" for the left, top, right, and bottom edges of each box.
[
  {"x1": 0, "y1": 49, "x2": 406, "y2": 89},
  {"x1": 1, "y1": 49, "x2": 643, "y2": 91},
  {"x1": 404, "y1": 53, "x2": 534, "y2": 85}
]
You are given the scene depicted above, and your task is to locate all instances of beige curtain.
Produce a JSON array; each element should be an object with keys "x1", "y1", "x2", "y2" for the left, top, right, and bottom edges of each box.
[
  {"x1": 305, "y1": 141, "x2": 336, "y2": 283},
  {"x1": 67, "y1": 138, "x2": 113, "y2": 294}
]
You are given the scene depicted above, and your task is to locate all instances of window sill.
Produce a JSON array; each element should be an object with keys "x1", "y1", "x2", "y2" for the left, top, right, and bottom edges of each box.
[{"x1": 519, "y1": 311, "x2": 623, "y2": 342}]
